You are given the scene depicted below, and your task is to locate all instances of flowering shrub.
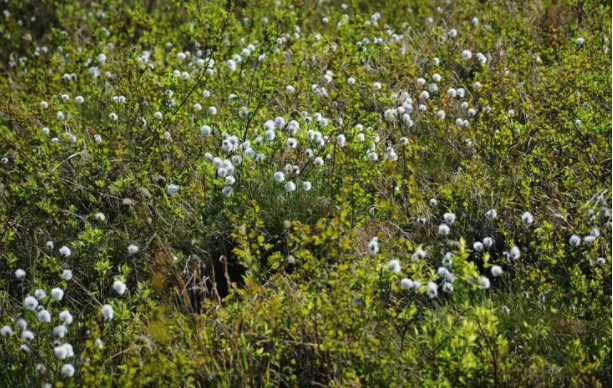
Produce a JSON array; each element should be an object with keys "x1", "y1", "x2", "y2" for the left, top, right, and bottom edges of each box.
[{"x1": 0, "y1": 0, "x2": 611, "y2": 387}]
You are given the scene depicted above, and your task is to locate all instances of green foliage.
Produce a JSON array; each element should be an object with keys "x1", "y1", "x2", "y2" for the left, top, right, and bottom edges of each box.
[{"x1": 0, "y1": 0, "x2": 610, "y2": 387}]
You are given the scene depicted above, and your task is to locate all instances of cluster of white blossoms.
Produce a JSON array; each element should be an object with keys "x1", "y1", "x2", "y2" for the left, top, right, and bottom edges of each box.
[{"x1": 0, "y1": 240, "x2": 133, "y2": 385}]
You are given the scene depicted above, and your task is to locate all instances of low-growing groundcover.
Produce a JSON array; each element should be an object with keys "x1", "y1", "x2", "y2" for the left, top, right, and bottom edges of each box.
[{"x1": 0, "y1": 0, "x2": 611, "y2": 387}]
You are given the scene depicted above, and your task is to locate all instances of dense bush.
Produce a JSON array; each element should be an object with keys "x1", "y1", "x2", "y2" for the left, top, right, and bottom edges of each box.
[{"x1": 0, "y1": 0, "x2": 611, "y2": 387}]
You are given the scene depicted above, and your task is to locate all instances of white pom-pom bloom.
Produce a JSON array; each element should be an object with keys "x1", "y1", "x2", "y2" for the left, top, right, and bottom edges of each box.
[
  {"x1": 482, "y1": 237, "x2": 494, "y2": 249},
  {"x1": 438, "y1": 224, "x2": 450, "y2": 236},
  {"x1": 16, "y1": 319, "x2": 27, "y2": 331},
  {"x1": 128, "y1": 244, "x2": 139, "y2": 255},
  {"x1": 109, "y1": 113, "x2": 118, "y2": 121},
  {"x1": 75, "y1": 96, "x2": 84, "y2": 104},
  {"x1": 61, "y1": 363, "x2": 75, "y2": 377},
  {"x1": 154, "y1": 111, "x2": 163, "y2": 120},
  {"x1": 443, "y1": 212, "x2": 456, "y2": 225},
  {"x1": 491, "y1": 265, "x2": 503, "y2": 277},
  {"x1": 284, "y1": 181, "x2": 296, "y2": 192},
  {"x1": 302, "y1": 181, "x2": 312, "y2": 191},
  {"x1": 479, "y1": 276, "x2": 491, "y2": 289},
  {"x1": 166, "y1": 184, "x2": 179, "y2": 196},
  {"x1": 21, "y1": 330, "x2": 35, "y2": 342},
  {"x1": 61, "y1": 269, "x2": 73, "y2": 281},
  {"x1": 486, "y1": 209, "x2": 498, "y2": 219},
  {"x1": 53, "y1": 325, "x2": 67, "y2": 338},
  {"x1": 400, "y1": 278, "x2": 414, "y2": 291},
  {"x1": 273, "y1": 171, "x2": 285, "y2": 183},
  {"x1": 387, "y1": 259, "x2": 401, "y2": 274},
  {"x1": 0, "y1": 326, "x2": 13, "y2": 337},
  {"x1": 222, "y1": 186, "x2": 233, "y2": 197},
  {"x1": 461, "y1": 49, "x2": 472, "y2": 60},
  {"x1": 59, "y1": 246, "x2": 72, "y2": 257},
  {"x1": 368, "y1": 237, "x2": 379, "y2": 256},
  {"x1": 200, "y1": 125, "x2": 212, "y2": 136},
  {"x1": 51, "y1": 287, "x2": 64, "y2": 301},
  {"x1": 15, "y1": 269, "x2": 26, "y2": 279},
  {"x1": 337, "y1": 134, "x2": 346, "y2": 147},
  {"x1": 101, "y1": 304, "x2": 114, "y2": 321},
  {"x1": 37, "y1": 309, "x2": 52, "y2": 323},
  {"x1": 95, "y1": 212, "x2": 106, "y2": 221},
  {"x1": 113, "y1": 280, "x2": 127, "y2": 296},
  {"x1": 521, "y1": 211, "x2": 534, "y2": 225},
  {"x1": 473, "y1": 242, "x2": 484, "y2": 252},
  {"x1": 508, "y1": 246, "x2": 521, "y2": 260},
  {"x1": 59, "y1": 310, "x2": 74, "y2": 325},
  {"x1": 426, "y1": 282, "x2": 438, "y2": 298},
  {"x1": 55, "y1": 344, "x2": 69, "y2": 359},
  {"x1": 568, "y1": 234, "x2": 581, "y2": 247},
  {"x1": 24, "y1": 296, "x2": 39, "y2": 311}
]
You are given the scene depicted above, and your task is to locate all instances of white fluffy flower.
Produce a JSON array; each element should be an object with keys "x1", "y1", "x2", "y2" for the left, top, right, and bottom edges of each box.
[
  {"x1": 101, "y1": 304, "x2": 114, "y2": 321},
  {"x1": 426, "y1": 282, "x2": 438, "y2": 298},
  {"x1": 273, "y1": 171, "x2": 285, "y2": 183},
  {"x1": 200, "y1": 125, "x2": 212, "y2": 136},
  {"x1": 521, "y1": 212, "x2": 534, "y2": 225},
  {"x1": 479, "y1": 276, "x2": 491, "y2": 289},
  {"x1": 337, "y1": 134, "x2": 346, "y2": 147},
  {"x1": 113, "y1": 280, "x2": 127, "y2": 295},
  {"x1": 508, "y1": 246, "x2": 521, "y2": 260},
  {"x1": 61, "y1": 269, "x2": 73, "y2": 281},
  {"x1": 24, "y1": 296, "x2": 39, "y2": 311},
  {"x1": 59, "y1": 246, "x2": 71, "y2": 257},
  {"x1": 15, "y1": 269, "x2": 26, "y2": 279},
  {"x1": 59, "y1": 310, "x2": 73, "y2": 325},
  {"x1": 128, "y1": 244, "x2": 139, "y2": 255},
  {"x1": 166, "y1": 184, "x2": 179, "y2": 195},
  {"x1": 21, "y1": 330, "x2": 35, "y2": 342},
  {"x1": 438, "y1": 224, "x2": 450, "y2": 236},
  {"x1": 284, "y1": 181, "x2": 296, "y2": 192},
  {"x1": 51, "y1": 287, "x2": 64, "y2": 301},
  {"x1": 486, "y1": 209, "x2": 498, "y2": 219},
  {"x1": 61, "y1": 363, "x2": 75, "y2": 377},
  {"x1": 400, "y1": 278, "x2": 414, "y2": 291},
  {"x1": 222, "y1": 186, "x2": 233, "y2": 197},
  {"x1": 1, "y1": 325, "x2": 13, "y2": 337},
  {"x1": 482, "y1": 237, "x2": 494, "y2": 249},
  {"x1": 568, "y1": 234, "x2": 581, "y2": 247},
  {"x1": 37, "y1": 309, "x2": 52, "y2": 323},
  {"x1": 443, "y1": 212, "x2": 456, "y2": 225},
  {"x1": 491, "y1": 265, "x2": 503, "y2": 277},
  {"x1": 53, "y1": 325, "x2": 67, "y2": 338},
  {"x1": 368, "y1": 237, "x2": 379, "y2": 255},
  {"x1": 387, "y1": 259, "x2": 401, "y2": 274}
]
